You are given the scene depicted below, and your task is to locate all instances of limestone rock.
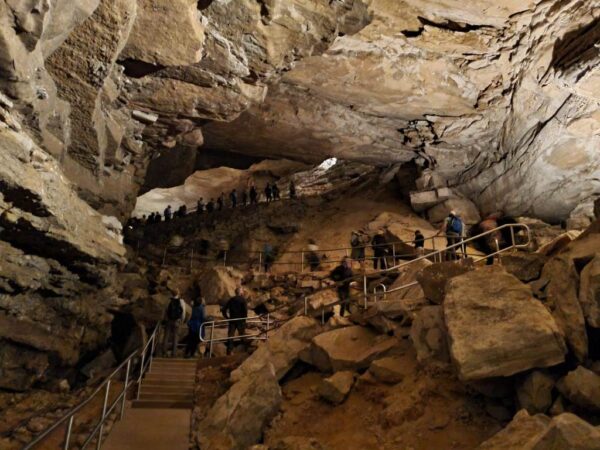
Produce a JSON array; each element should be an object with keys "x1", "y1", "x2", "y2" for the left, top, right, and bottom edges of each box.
[
  {"x1": 197, "y1": 363, "x2": 282, "y2": 450},
  {"x1": 579, "y1": 253, "x2": 600, "y2": 328},
  {"x1": 517, "y1": 371, "x2": 556, "y2": 414},
  {"x1": 501, "y1": 253, "x2": 547, "y2": 283},
  {"x1": 388, "y1": 258, "x2": 432, "y2": 300},
  {"x1": 369, "y1": 357, "x2": 409, "y2": 384},
  {"x1": 409, "y1": 305, "x2": 450, "y2": 366},
  {"x1": 557, "y1": 367, "x2": 600, "y2": 413},
  {"x1": 198, "y1": 266, "x2": 244, "y2": 305},
  {"x1": 530, "y1": 413, "x2": 600, "y2": 450},
  {"x1": 444, "y1": 267, "x2": 566, "y2": 381},
  {"x1": 416, "y1": 259, "x2": 474, "y2": 304},
  {"x1": 318, "y1": 371, "x2": 355, "y2": 404},
  {"x1": 81, "y1": 349, "x2": 117, "y2": 382},
  {"x1": 542, "y1": 257, "x2": 588, "y2": 362},
  {"x1": 303, "y1": 326, "x2": 398, "y2": 373},
  {"x1": 231, "y1": 316, "x2": 321, "y2": 383},
  {"x1": 427, "y1": 197, "x2": 481, "y2": 225},
  {"x1": 477, "y1": 410, "x2": 551, "y2": 449}
]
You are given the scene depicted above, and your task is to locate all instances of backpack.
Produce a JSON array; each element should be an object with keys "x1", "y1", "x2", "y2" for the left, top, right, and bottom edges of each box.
[
  {"x1": 167, "y1": 297, "x2": 183, "y2": 321},
  {"x1": 447, "y1": 216, "x2": 463, "y2": 234}
]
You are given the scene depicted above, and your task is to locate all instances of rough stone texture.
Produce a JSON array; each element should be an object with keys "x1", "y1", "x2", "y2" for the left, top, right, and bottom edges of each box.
[
  {"x1": 318, "y1": 371, "x2": 355, "y2": 404},
  {"x1": 203, "y1": 1, "x2": 600, "y2": 222},
  {"x1": 303, "y1": 325, "x2": 398, "y2": 373},
  {"x1": 516, "y1": 371, "x2": 556, "y2": 414},
  {"x1": 579, "y1": 253, "x2": 600, "y2": 328},
  {"x1": 416, "y1": 259, "x2": 474, "y2": 304},
  {"x1": 198, "y1": 266, "x2": 244, "y2": 305},
  {"x1": 197, "y1": 363, "x2": 283, "y2": 450},
  {"x1": 369, "y1": 357, "x2": 410, "y2": 384},
  {"x1": 427, "y1": 197, "x2": 481, "y2": 225},
  {"x1": 409, "y1": 305, "x2": 450, "y2": 366},
  {"x1": 501, "y1": 252, "x2": 547, "y2": 283},
  {"x1": 478, "y1": 410, "x2": 551, "y2": 449},
  {"x1": 541, "y1": 256, "x2": 588, "y2": 362},
  {"x1": 231, "y1": 316, "x2": 321, "y2": 383},
  {"x1": 444, "y1": 266, "x2": 566, "y2": 381},
  {"x1": 557, "y1": 367, "x2": 600, "y2": 413},
  {"x1": 388, "y1": 258, "x2": 432, "y2": 300}
]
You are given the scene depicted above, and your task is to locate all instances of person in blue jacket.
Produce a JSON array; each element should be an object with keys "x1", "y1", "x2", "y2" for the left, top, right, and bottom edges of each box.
[{"x1": 185, "y1": 296, "x2": 206, "y2": 358}]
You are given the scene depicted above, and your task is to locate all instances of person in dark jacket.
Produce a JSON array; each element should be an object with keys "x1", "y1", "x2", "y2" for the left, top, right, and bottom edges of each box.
[
  {"x1": 230, "y1": 189, "x2": 237, "y2": 208},
  {"x1": 221, "y1": 288, "x2": 249, "y2": 355},
  {"x1": 217, "y1": 193, "x2": 225, "y2": 211},
  {"x1": 197, "y1": 198, "x2": 205, "y2": 215},
  {"x1": 272, "y1": 183, "x2": 280, "y2": 200},
  {"x1": 330, "y1": 258, "x2": 354, "y2": 317},
  {"x1": 289, "y1": 180, "x2": 297, "y2": 199},
  {"x1": 206, "y1": 199, "x2": 215, "y2": 213},
  {"x1": 250, "y1": 186, "x2": 258, "y2": 205},
  {"x1": 413, "y1": 230, "x2": 425, "y2": 256},
  {"x1": 265, "y1": 183, "x2": 273, "y2": 203},
  {"x1": 371, "y1": 230, "x2": 388, "y2": 270},
  {"x1": 185, "y1": 297, "x2": 206, "y2": 358},
  {"x1": 164, "y1": 205, "x2": 172, "y2": 221},
  {"x1": 241, "y1": 190, "x2": 248, "y2": 207}
]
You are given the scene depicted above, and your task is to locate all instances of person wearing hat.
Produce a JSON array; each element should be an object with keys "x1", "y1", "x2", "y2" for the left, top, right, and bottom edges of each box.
[
  {"x1": 371, "y1": 230, "x2": 389, "y2": 270},
  {"x1": 437, "y1": 210, "x2": 464, "y2": 260}
]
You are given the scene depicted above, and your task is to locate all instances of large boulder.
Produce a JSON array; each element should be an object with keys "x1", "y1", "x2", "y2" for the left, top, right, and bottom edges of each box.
[
  {"x1": 557, "y1": 367, "x2": 600, "y2": 413},
  {"x1": 516, "y1": 371, "x2": 556, "y2": 414},
  {"x1": 197, "y1": 363, "x2": 282, "y2": 450},
  {"x1": 302, "y1": 326, "x2": 398, "y2": 373},
  {"x1": 198, "y1": 266, "x2": 244, "y2": 305},
  {"x1": 231, "y1": 316, "x2": 321, "y2": 383},
  {"x1": 444, "y1": 267, "x2": 566, "y2": 381},
  {"x1": 318, "y1": 371, "x2": 355, "y2": 404},
  {"x1": 388, "y1": 258, "x2": 432, "y2": 300},
  {"x1": 579, "y1": 253, "x2": 600, "y2": 328},
  {"x1": 541, "y1": 257, "x2": 588, "y2": 362},
  {"x1": 409, "y1": 305, "x2": 450, "y2": 366},
  {"x1": 478, "y1": 410, "x2": 600, "y2": 450},
  {"x1": 427, "y1": 197, "x2": 481, "y2": 225},
  {"x1": 369, "y1": 357, "x2": 410, "y2": 384},
  {"x1": 501, "y1": 253, "x2": 547, "y2": 283},
  {"x1": 416, "y1": 259, "x2": 474, "y2": 304}
]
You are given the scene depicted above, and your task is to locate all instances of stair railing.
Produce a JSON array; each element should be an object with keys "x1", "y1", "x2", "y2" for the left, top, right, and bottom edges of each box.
[
  {"x1": 23, "y1": 324, "x2": 160, "y2": 450},
  {"x1": 199, "y1": 315, "x2": 272, "y2": 358}
]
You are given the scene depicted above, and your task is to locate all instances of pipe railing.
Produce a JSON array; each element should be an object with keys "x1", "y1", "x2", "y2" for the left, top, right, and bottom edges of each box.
[
  {"x1": 23, "y1": 325, "x2": 160, "y2": 450},
  {"x1": 199, "y1": 316, "x2": 272, "y2": 358}
]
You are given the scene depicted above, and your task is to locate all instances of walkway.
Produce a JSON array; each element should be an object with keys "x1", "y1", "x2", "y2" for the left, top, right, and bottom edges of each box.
[{"x1": 102, "y1": 406, "x2": 190, "y2": 450}]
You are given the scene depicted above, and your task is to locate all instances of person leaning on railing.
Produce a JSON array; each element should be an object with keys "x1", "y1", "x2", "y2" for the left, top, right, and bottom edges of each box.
[{"x1": 221, "y1": 287, "x2": 249, "y2": 355}]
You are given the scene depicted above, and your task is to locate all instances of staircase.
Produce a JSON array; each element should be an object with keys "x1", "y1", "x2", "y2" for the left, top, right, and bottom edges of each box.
[{"x1": 133, "y1": 358, "x2": 196, "y2": 409}]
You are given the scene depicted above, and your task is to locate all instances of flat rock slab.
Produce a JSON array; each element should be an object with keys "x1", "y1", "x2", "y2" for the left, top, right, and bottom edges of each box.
[
  {"x1": 318, "y1": 371, "x2": 355, "y2": 404},
  {"x1": 557, "y1": 366, "x2": 600, "y2": 413},
  {"x1": 444, "y1": 266, "x2": 566, "y2": 381},
  {"x1": 304, "y1": 325, "x2": 398, "y2": 373},
  {"x1": 369, "y1": 357, "x2": 409, "y2": 384},
  {"x1": 417, "y1": 259, "x2": 474, "y2": 304}
]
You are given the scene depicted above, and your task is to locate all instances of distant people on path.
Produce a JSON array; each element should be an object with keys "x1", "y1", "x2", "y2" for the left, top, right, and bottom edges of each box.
[
  {"x1": 163, "y1": 292, "x2": 185, "y2": 357},
  {"x1": 289, "y1": 180, "x2": 296, "y2": 199},
  {"x1": 272, "y1": 183, "x2": 280, "y2": 201},
  {"x1": 177, "y1": 204, "x2": 187, "y2": 218},
  {"x1": 371, "y1": 230, "x2": 388, "y2": 270},
  {"x1": 206, "y1": 199, "x2": 215, "y2": 213},
  {"x1": 230, "y1": 189, "x2": 238, "y2": 208},
  {"x1": 217, "y1": 193, "x2": 225, "y2": 211},
  {"x1": 241, "y1": 189, "x2": 248, "y2": 207},
  {"x1": 265, "y1": 183, "x2": 273, "y2": 203},
  {"x1": 471, "y1": 212, "x2": 518, "y2": 265},
  {"x1": 250, "y1": 186, "x2": 258, "y2": 205},
  {"x1": 330, "y1": 257, "x2": 354, "y2": 317},
  {"x1": 307, "y1": 239, "x2": 321, "y2": 272},
  {"x1": 197, "y1": 198, "x2": 205, "y2": 214},
  {"x1": 438, "y1": 210, "x2": 464, "y2": 261},
  {"x1": 164, "y1": 205, "x2": 172, "y2": 221},
  {"x1": 413, "y1": 230, "x2": 425, "y2": 256},
  {"x1": 221, "y1": 287, "x2": 248, "y2": 355},
  {"x1": 263, "y1": 242, "x2": 275, "y2": 273},
  {"x1": 185, "y1": 296, "x2": 206, "y2": 358}
]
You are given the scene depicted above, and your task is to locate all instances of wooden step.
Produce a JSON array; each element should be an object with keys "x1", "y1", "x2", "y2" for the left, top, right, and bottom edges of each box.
[{"x1": 132, "y1": 399, "x2": 193, "y2": 409}]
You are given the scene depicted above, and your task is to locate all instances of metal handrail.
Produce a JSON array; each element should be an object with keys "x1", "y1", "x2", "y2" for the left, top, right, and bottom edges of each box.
[
  {"x1": 23, "y1": 324, "x2": 160, "y2": 450},
  {"x1": 199, "y1": 316, "x2": 272, "y2": 358}
]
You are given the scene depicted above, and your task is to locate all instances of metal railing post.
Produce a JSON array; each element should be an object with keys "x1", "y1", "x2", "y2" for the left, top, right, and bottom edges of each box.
[
  {"x1": 266, "y1": 314, "x2": 270, "y2": 340},
  {"x1": 495, "y1": 239, "x2": 501, "y2": 264},
  {"x1": 161, "y1": 247, "x2": 168, "y2": 266},
  {"x1": 209, "y1": 322, "x2": 215, "y2": 358},
  {"x1": 190, "y1": 248, "x2": 194, "y2": 272},
  {"x1": 304, "y1": 296, "x2": 308, "y2": 316},
  {"x1": 258, "y1": 252, "x2": 262, "y2": 272},
  {"x1": 63, "y1": 415, "x2": 74, "y2": 450},
  {"x1": 136, "y1": 349, "x2": 145, "y2": 400},
  {"x1": 223, "y1": 251, "x2": 227, "y2": 267},
  {"x1": 363, "y1": 274, "x2": 368, "y2": 309},
  {"x1": 510, "y1": 226, "x2": 516, "y2": 249},
  {"x1": 96, "y1": 380, "x2": 111, "y2": 450},
  {"x1": 120, "y1": 359, "x2": 131, "y2": 421},
  {"x1": 432, "y1": 238, "x2": 437, "y2": 263},
  {"x1": 301, "y1": 251, "x2": 304, "y2": 273}
]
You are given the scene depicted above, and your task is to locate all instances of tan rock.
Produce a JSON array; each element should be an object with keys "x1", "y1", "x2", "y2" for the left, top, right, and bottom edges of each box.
[
  {"x1": 557, "y1": 367, "x2": 600, "y2": 413},
  {"x1": 579, "y1": 253, "x2": 600, "y2": 328},
  {"x1": 318, "y1": 371, "x2": 355, "y2": 404}
]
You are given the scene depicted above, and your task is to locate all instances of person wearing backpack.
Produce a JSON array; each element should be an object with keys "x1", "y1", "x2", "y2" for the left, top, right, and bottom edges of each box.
[
  {"x1": 330, "y1": 257, "x2": 354, "y2": 317},
  {"x1": 438, "y1": 210, "x2": 464, "y2": 261},
  {"x1": 163, "y1": 292, "x2": 186, "y2": 357}
]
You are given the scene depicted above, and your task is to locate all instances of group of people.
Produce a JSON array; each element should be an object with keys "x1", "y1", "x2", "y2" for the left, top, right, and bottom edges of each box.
[
  {"x1": 162, "y1": 286, "x2": 251, "y2": 358},
  {"x1": 132, "y1": 180, "x2": 298, "y2": 228}
]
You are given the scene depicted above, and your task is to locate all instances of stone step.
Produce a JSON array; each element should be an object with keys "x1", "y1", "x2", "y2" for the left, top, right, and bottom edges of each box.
[
  {"x1": 132, "y1": 399, "x2": 193, "y2": 410},
  {"x1": 148, "y1": 370, "x2": 196, "y2": 378},
  {"x1": 152, "y1": 358, "x2": 198, "y2": 364},
  {"x1": 142, "y1": 379, "x2": 195, "y2": 387},
  {"x1": 141, "y1": 385, "x2": 194, "y2": 394},
  {"x1": 139, "y1": 393, "x2": 193, "y2": 401}
]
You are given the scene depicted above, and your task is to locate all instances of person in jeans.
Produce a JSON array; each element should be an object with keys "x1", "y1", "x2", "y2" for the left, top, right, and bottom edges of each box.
[
  {"x1": 185, "y1": 297, "x2": 206, "y2": 358},
  {"x1": 438, "y1": 211, "x2": 464, "y2": 261},
  {"x1": 163, "y1": 292, "x2": 186, "y2": 357},
  {"x1": 221, "y1": 287, "x2": 248, "y2": 355},
  {"x1": 330, "y1": 257, "x2": 354, "y2": 317}
]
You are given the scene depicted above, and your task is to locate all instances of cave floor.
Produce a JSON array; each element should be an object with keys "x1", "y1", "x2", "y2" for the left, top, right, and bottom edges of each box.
[{"x1": 102, "y1": 405, "x2": 190, "y2": 450}]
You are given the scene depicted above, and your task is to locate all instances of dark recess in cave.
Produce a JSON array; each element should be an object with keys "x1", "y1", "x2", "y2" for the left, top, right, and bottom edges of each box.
[
  {"x1": 119, "y1": 58, "x2": 165, "y2": 78},
  {"x1": 551, "y1": 17, "x2": 600, "y2": 74}
]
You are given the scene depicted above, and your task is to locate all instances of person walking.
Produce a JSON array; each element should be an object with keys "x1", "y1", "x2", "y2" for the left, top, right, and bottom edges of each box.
[
  {"x1": 162, "y1": 292, "x2": 185, "y2": 357},
  {"x1": 221, "y1": 287, "x2": 248, "y2": 355},
  {"x1": 350, "y1": 231, "x2": 366, "y2": 270},
  {"x1": 217, "y1": 193, "x2": 225, "y2": 211},
  {"x1": 185, "y1": 297, "x2": 206, "y2": 358},
  {"x1": 272, "y1": 183, "x2": 280, "y2": 201},
  {"x1": 230, "y1": 189, "x2": 238, "y2": 208},
  {"x1": 164, "y1": 205, "x2": 172, "y2": 221},
  {"x1": 263, "y1": 242, "x2": 275, "y2": 273},
  {"x1": 438, "y1": 210, "x2": 464, "y2": 261},
  {"x1": 250, "y1": 186, "x2": 258, "y2": 205},
  {"x1": 413, "y1": 230, "x2": 425, "y2": 256},
  {"x1": 241, "y1": 189, "x2": 248, "y2": 207},
  {"x1": 206, "y1": 199, "x2": 215, "y2": 213},
  {"x1": 371, "y1": 230, "x2": 388, "y2": 270},
  {"x1": 289, "y1": 180, "x2": 297, "y2": 199},
  {"x1": 306, "y1": 239, "x2": 321, "y2": 272},
  {"x1": 264, "y1": 183, "x2": 273, "y2": 203},
  {"x1": 330, "y1": 257, "x2": 354, "y2": 317},
  {"x1": 197, "y1": 198, "x2": 205, "y2": 214}
]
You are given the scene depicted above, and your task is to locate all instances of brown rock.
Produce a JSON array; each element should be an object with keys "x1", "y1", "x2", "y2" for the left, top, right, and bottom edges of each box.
[
  {"x1": 501, "y1": 252, "x2": 547, "y2": 282},
  {"x1": 557, "y1": 367, "x2": 600, "y2": 413},
  {"x1": 579, "y1": 253, "x2": 600, "y2": 328},
  {"x1": 517, "y1": 371, "x2": 556, "y2": 414},
  {"x1": 409, "y1": 305, "x2": 450, "y2": 366},
  {"x1": 369, "y1": 357, "x2": 409, "y2": 384},
  {"x1": 416, "y1": 259, "x2": 474, "y2": 304},
  {"x1": 318, "y1": 371, "x2": 355, "y2": 404}
]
